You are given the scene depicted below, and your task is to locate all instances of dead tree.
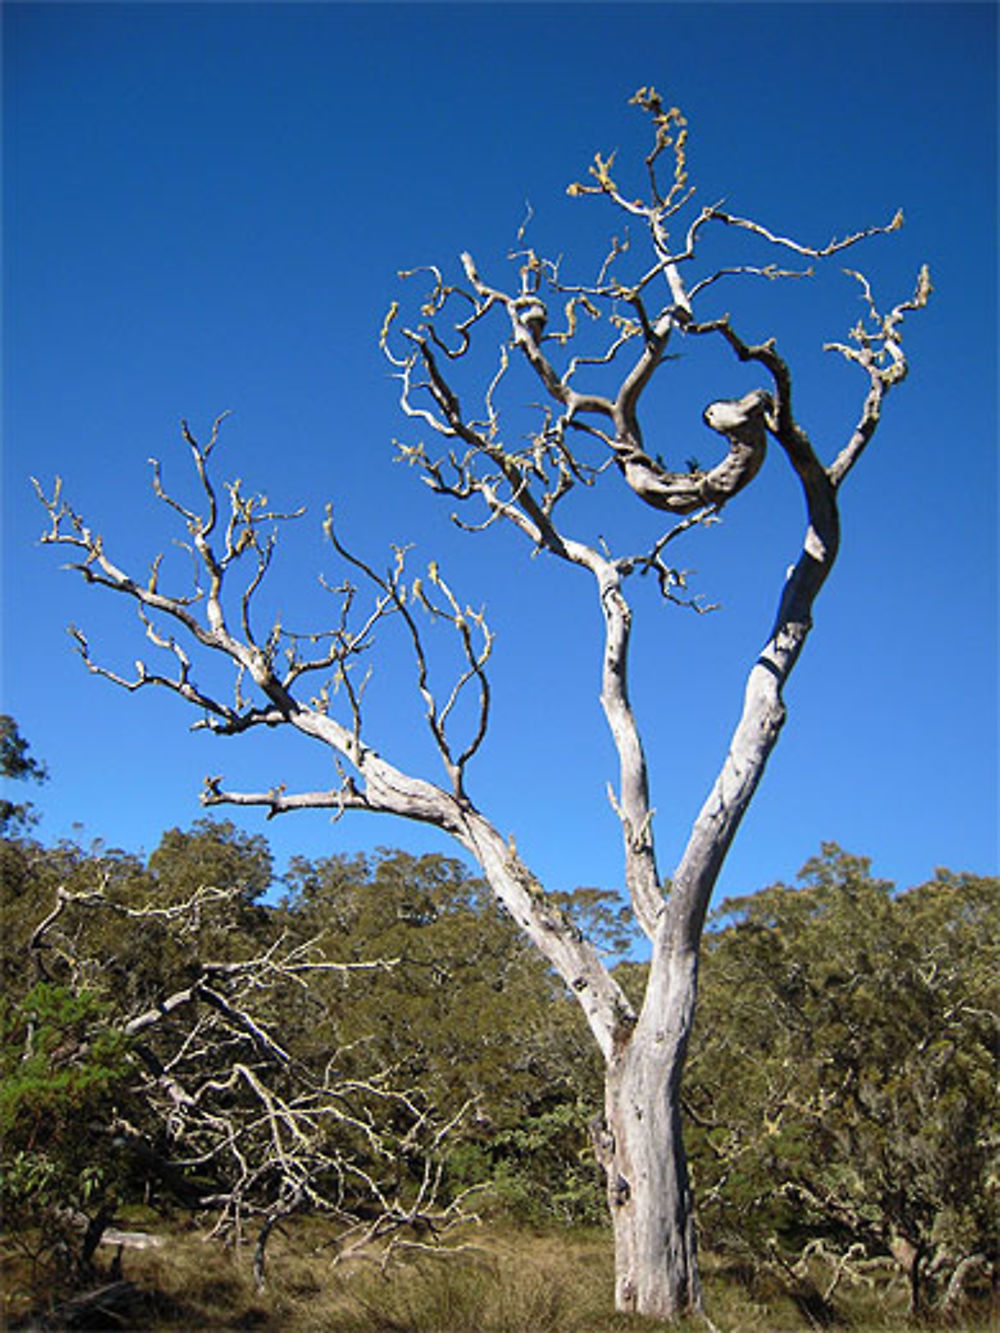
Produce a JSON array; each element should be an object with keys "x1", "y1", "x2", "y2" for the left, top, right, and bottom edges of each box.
[
  {"x1": 36, "y1": 89, "x2": 928, "y2": 1320},
  {"x1": 27, "y1": 880, "x2": 475, "y2": 1285}
]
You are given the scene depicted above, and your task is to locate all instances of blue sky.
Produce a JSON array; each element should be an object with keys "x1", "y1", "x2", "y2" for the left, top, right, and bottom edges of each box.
[{"x1": 3, "y1": 2, "x2": 997, "y2": 911}]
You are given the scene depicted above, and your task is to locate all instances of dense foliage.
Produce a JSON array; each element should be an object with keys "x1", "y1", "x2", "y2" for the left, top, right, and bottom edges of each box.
[
  {"x1": 274, "y1": 849, "x2": 605, "y2": 1223},
  {"x1": 0, "y1": 713, "x2": 48, "y2": 835},
  {"x1": 687, "y1": 846, "x2": 999, "y2": 1316}
]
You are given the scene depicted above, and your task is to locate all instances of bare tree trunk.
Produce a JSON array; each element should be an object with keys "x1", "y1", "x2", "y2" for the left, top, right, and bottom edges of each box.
[
  {"x1": 602, "y1": 1046, "x2": 700, "y2": 1317},
  {"x1": 594, "y1": 947, "x2": 701, "y2": 1319}
]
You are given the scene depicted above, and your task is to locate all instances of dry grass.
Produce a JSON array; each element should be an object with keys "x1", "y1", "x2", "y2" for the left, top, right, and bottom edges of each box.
[
  {"x1": 2, "y1": 1219, "x2": 996, "y2": 1331},
  {"x1": 114, "y1": 1224, "x2": 668, "y2": 1332}
]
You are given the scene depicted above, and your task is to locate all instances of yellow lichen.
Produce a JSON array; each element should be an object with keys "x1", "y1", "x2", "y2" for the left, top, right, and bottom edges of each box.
[{"x1": 379, "y1": 301, "x2": 399, "y2": 348}]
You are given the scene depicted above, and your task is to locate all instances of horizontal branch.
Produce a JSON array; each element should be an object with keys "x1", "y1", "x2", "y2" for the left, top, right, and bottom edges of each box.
[{"x1": 704, "y1": 206, "x2": 905, "y2": 260}]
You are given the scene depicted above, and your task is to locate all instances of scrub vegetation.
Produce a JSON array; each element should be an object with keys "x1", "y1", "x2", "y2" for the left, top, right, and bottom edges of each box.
[{"x1": 2, "y1": 719, "x2": 996, "y2": 1330}]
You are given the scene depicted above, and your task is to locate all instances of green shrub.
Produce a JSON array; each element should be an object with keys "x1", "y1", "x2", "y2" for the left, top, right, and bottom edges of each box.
[{"x1": 0, "y1": 982, "x2": 134, "y2": 1281}]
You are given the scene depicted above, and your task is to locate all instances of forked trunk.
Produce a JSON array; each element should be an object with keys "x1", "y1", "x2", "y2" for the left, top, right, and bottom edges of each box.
[{"x1": 597, "y1": 1026, "x2": 700, "y2": 1319}]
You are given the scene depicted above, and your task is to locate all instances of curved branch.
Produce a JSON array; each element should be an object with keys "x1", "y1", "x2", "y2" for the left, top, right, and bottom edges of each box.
[{"x1": 612, "y1": 388, "x2": 773, "y2": 513}]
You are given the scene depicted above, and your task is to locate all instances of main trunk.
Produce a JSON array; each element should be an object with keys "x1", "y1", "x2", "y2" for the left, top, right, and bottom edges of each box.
[{"x1": 597, "y1": 1029, "x2": 700, "y2": 1319}]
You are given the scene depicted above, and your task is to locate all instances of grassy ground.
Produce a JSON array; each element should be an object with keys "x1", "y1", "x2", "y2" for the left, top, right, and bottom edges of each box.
[{"x1": 2, "y1": 1219, "x2": 996, "y2": 1331}]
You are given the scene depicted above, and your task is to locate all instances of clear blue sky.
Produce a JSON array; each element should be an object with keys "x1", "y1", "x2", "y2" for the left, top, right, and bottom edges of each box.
[{"x1": 3, "y1": 3, "x2": 997, "y2": 911}]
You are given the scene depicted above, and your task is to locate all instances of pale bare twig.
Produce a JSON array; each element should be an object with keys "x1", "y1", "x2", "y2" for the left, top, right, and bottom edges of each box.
[{"x1": 27, "y1": 882, "x2": 476, "y2": 1282}]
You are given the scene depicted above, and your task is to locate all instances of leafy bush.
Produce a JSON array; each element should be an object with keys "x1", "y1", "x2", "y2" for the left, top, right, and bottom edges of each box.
[
  {"x1": 468, "y1": 1101, "x2": 605, "y2": 1226},
  {"x1": 0, "y1": 982, "x2": 134, "y2": 1281},
  {"x1": 687, "y1": 847, "x2": 1000, "y2": 1317}
]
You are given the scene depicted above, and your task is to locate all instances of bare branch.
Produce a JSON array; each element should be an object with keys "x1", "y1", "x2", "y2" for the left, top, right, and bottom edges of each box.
[
  {"x1": 25, "y1": 877, "x2": 474, "y2": 1276},
  {"x1": 703, "y1": 205, "x2": 905, "y2": 261},
  {"x1": 826, "y1": 264, "x2": 932, "y2": 486},
  {"x1": 687, "y1": 262, "x2": 814, "y2": 300},
  {"x1": 202, "y1": 773, "x2": 372, "y2": 821},
  {"x1": 596, "y1": 563, "x2": 662, "y2": 941}
]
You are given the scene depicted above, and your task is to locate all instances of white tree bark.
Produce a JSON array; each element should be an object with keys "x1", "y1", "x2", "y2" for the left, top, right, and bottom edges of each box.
[{"x1": 599, "y1": 945, "x2": 700, "y2": 1317}]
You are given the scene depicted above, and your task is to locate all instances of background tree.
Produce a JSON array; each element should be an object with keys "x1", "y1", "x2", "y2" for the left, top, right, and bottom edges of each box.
[
  {"x1": 1, "y1": 979, "x2": 134, "y2": 1286},
  {"x1": 687, "y1": 847, "x2": 999, "y2": 1318},
  {"x1": 35, "y1": 90, "x2": 929, "y2": 1321},
  {"x1": 1, "y1": 714, "x2": 49, "y2": 835},
  {"x1": 1, "y1": 816, "x2": 163, "y2": 1289},
  {"x1": 277, "y1": 850, "x2": 608, "y2": 1223}
]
